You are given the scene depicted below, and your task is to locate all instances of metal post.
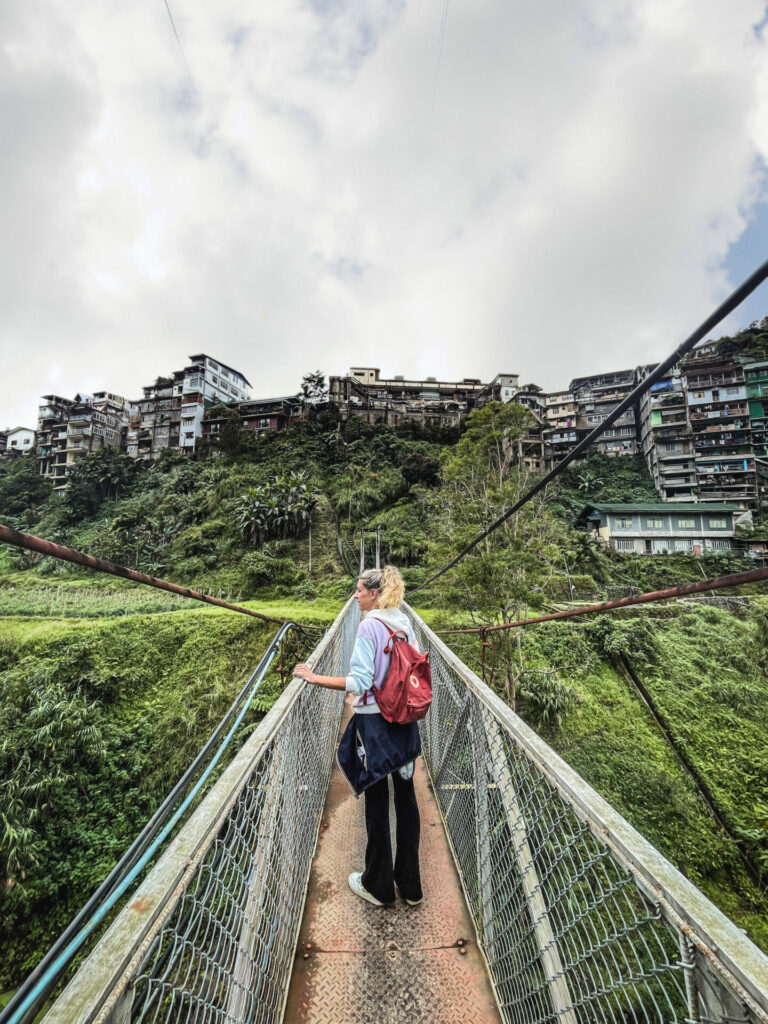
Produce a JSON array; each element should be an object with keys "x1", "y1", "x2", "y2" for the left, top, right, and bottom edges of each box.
[
  {"x1": 359, "y1": 529, "x2": 365, "y2": 573},
  {"x1": 375, "y1": 525, "x2": 381, "y2": 569},
  {"x1": 308, "y1": 517, "x2": 312, "y2": 575},
  {"x1": 563, "y1": 553, "x2": 574, "y2": 602}
]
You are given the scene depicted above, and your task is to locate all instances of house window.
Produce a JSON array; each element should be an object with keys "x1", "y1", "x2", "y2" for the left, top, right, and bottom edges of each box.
[
  {"x1": 707, "y1": 517, "x2": 727, "y2": 529},
  {"x1": 674, "y1": 539, "x2": 693, "y2": 551},
  {"x1": 663, "y1": 443, "x2": 678, "y2": 452},
  {"x1": 710, "y1": 539, "x2": 731, "y2": 551},
  {"x1": 646, "y1": 517, "x2": 664, "y2": 529},
  {"x1": 615, "y1": 539, "x2": 635, "y2": 551},
  {"x1": 677, "y1": 517, "x2": 696, "y2": 529},
  {"x1": 616, "y1": 516, "x2": 633, "y2": 529}
]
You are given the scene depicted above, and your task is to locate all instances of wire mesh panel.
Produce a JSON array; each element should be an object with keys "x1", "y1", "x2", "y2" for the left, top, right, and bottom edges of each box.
[
  {"x1": 44, "y1": 600, "x2": 358, "y2": 1024},
  {"x1": 406, "y1": 606, "x2": 768, "y2": 1024}
]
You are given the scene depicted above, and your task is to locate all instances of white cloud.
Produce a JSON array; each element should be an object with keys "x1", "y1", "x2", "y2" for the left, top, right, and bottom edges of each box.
[{"x1": 1, "y1": 0, "x2": 768, "y2": 429}]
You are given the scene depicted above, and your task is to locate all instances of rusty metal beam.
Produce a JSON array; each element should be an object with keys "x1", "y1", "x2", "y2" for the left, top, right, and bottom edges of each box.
[
  {"x1": 437, "y1": 564, "x2": 768, "y2": 635},
  {"x1": 0, "y1": 523, "x2": 286, "y2": 625}
]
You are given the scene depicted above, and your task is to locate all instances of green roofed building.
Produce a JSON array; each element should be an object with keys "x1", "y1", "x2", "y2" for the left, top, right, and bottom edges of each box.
[{"x1": 583, "y1": 502, "x2": 747, "y2": 555}]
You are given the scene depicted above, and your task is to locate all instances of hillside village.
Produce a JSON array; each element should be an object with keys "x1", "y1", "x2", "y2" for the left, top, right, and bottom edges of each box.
[{"x1": 3, "y1": 320, "x2": 768, "y2": 558}]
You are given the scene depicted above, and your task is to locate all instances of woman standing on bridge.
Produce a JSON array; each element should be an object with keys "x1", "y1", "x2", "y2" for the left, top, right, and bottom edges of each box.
[{"x1": 293, "y1": 566, "x2": 423, "y2": 908}]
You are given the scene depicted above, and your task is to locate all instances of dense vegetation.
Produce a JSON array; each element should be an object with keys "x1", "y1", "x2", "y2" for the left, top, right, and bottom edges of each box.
[{"x1": 1, "y1": 379, "x2": 767, "y2": 989}]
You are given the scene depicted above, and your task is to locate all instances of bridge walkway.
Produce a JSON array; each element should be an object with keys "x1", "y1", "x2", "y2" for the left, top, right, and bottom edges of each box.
[{"x1": 284, "y1": 700, "x2": 501, "y2": 1024}]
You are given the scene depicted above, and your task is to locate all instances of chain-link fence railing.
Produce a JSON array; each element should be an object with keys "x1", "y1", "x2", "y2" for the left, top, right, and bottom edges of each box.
[
  {"x1": 43, "y1": 599, "x2": 358, "y2": 1024},
  {"x1": 406, "y1": 603, "x2": 768, "y2": 1024}
]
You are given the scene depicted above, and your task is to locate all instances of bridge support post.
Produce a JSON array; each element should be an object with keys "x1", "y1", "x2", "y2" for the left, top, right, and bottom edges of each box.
[
  {"x1": 681, "y1": 933, "x2": 750, "y2": 1024},
  {"x1": 485, "y1": 715, "x2": 578, "y2": 1024},
  {"x1": 469, "y1": 706, "x2": 496, "y2": 960}
]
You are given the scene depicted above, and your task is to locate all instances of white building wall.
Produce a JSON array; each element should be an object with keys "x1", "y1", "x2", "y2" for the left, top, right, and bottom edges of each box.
[{"x1": 5, "y1": 427, "x2": 35, "y2": 452}]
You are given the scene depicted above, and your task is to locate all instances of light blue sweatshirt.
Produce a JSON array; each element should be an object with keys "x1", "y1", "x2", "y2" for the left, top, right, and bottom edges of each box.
[{"x1": 345, "y1": 606, "x2": 416, "y2": 715}]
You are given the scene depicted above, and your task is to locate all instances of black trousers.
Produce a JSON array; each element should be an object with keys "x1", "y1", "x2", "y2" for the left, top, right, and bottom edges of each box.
[{"x1": 361, "y1": 771, "x2": 422, "y2": 904}]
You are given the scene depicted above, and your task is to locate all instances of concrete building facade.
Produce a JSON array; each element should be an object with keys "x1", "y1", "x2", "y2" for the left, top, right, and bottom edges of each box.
[
  {"x1": 636, "y1": 366, "x2": 696, "y2": 502},
  {"x1": 681, "y1": 351, "x2": 757, "y2": 507},
  {"x1": 328, "y1": 368, "x2": 511, "y2": 428},
  {"x1": 569, "y1": 370, "x2": 638, "y2": 456},
  {"x1": 126, "y1": 355, "x2": 252, "y2": 460}
]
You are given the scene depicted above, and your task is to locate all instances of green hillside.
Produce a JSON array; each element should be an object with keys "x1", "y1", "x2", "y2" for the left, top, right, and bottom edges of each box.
[{"x1": 1, "y1": 400, "x2": 767, "y2": 987}]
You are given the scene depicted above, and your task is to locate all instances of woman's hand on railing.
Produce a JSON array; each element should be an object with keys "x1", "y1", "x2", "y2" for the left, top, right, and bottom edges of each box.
[
  {"x1": 293, "y1": 664, "x2": 348, "y2": 691},
  {"x1": 294, "y1": 663, "x2": 318, "y2": 683}
]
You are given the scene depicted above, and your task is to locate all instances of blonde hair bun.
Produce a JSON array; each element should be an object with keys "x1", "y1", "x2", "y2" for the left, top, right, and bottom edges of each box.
[{"x1": 359, "y1": 565, "x2": 405, "y2": 608}]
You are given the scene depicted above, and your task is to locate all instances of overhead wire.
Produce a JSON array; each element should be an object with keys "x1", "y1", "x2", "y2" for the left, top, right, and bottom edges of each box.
[
  {"x1": 431, "y1": 0, "x2": 451, "y2": 111},
  {"x1": 409, "y1": 256, "x2": 768, "y2": 595},
  {"x1": 162, "y1": 0, "x2": 198, "y2": 97}
]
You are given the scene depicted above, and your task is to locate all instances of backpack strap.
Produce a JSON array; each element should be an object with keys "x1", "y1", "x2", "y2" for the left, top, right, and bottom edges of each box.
[{"x1": 379, "y1": 621, "x2": 409, "y2": 653}]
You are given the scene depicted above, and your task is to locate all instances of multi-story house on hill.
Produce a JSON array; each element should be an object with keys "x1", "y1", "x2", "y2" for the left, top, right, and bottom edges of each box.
[
  {"x1": 127, "y1": 355, "x2": 252, "y2": 460},
  {"x1": 36, "y1": 392, "x2": 129, "y2": 489},
  {"x1": 745, "y1": 359, "x2": 768, "y2": 462},
  {"x1": 328, "y1": 368, "x2": 519, "y2": 428},
  {"x1": 681, "y1": 351, "x2": 757, "y2": 507},
  {"x1": 542, "y1": 391, "x2": 578, "y2": 462},
  {"x1": 127, "y1": 377, "x2": 178, "y2": 461},
  {"x1": 1, "y1": 426, "x2": 36, "y2": 459},
  {"x1": 202, "y1": 396, "x2": 300, "y2": 446},
  {"x1": 570, "y1": 369, "x2": 638, "y2": 456},
  {"x1": 36, "y1": 395, "x2": 77, "y2": 487},
  {"x1": 636, "y1": 365, "x2": 696, "y2": 502}
]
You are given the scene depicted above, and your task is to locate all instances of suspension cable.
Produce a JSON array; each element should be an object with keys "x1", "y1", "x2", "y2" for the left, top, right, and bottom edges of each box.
[
  {"x1": 410, "y1": 257, "x2": 768, "y2": 595},
  {"x1": 0, "y1": 524, "x2": 323, "y2": 629},
  {"x1": 435, "y1": 564, "x2": 768, "y2": 635}
]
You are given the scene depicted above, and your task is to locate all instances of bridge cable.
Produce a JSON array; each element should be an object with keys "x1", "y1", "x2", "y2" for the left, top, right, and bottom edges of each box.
[
  {"x1": 409, "y1": 256, "x2": 768, "y2": 596},
  {"x1": 434, "y1": 564, "x2": 768, "y2": 634},
  {"x1": 0, "y1": 524, "x2": 324, "y2": 630}
]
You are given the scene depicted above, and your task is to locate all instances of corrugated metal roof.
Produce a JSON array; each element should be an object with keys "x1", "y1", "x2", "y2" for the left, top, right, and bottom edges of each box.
[{"x1": 585, "y1": 502, "x2": 743, "y2": 513}]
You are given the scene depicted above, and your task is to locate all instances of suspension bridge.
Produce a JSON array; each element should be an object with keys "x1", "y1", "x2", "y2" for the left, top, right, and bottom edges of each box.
[
  {"x1": 1, "y1": 529, "x2": 768, "y2": 1024},
  {"x1": 4, "y1": 266, "x2": 768, "y2": 1023}
]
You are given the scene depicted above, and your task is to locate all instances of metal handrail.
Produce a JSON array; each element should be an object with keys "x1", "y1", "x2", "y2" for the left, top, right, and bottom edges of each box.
[
  {"x1": 1, "y1": 620, "x2": 312, "y2": 1024},
  {"x1": 37, "y1": 598, "x2": 357, "y2": 1024},
  {"x1": 406, "y1": 602, "x2": 768, "y2": 1024}
]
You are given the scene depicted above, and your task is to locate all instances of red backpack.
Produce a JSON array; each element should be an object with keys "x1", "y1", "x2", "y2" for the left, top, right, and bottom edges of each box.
[{"x1": 374, "y1": 624, "x2": 432, "y2": 724}]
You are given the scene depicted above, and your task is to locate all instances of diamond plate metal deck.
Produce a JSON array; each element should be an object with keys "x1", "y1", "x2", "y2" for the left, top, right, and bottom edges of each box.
[{"x1": 283, "y1": 701, "x2": 502, "y2": 1024}]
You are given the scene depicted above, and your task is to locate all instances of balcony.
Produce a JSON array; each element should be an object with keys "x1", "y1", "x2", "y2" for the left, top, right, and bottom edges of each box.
[
  {"x1": 684, "y1": 373, "x2": 742, "y2": 388},
  {"x1": 658, "y1": 449, "x2": 693, "y2": 459},
  {"x1": 689, "y1": 405, "x2": 748, "y2": 421}
]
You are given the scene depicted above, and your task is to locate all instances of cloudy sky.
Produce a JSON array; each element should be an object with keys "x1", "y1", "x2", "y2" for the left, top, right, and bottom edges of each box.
[{"x1": 2, "y1": 0, "x2": 768, "y2": 429}]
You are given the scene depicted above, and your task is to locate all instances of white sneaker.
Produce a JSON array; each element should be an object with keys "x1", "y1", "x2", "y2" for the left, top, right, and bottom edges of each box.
[
  {"x1": 395, "y1": 883, "x2": 423, "y2": 906},
  {"x1": 348, "y1": 872, "x2": 384, "y2": 906}
]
